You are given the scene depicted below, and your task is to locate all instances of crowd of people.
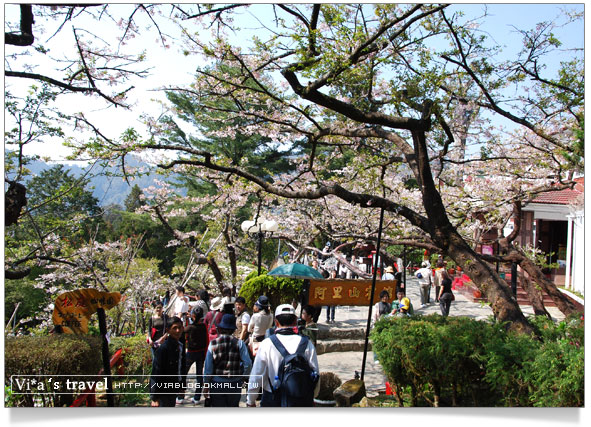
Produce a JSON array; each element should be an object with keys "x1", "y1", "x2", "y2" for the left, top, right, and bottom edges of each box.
[
  {"x1": 148, "y1": 286, "x2": 321, "y2": 407},
  {"x1": 147, "y1": 254, "x2": 454, "y2": 407}
]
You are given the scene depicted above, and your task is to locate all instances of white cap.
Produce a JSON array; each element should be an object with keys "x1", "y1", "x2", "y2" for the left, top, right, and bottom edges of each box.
[{"x1": 275, "y1": 304, "x2": 296, "y2": 317}]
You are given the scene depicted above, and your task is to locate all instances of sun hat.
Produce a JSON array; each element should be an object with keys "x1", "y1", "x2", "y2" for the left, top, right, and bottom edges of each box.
[
  {"x1": 210, "y1": 296, "x2": 224, "y2": 311},
  {"x1": 255, "y1": 295, "x2": 270, "y2": 309},
  {"x1": 275, "y1": 304, "x2": 297, "y2": 317},
  {"x1": 216, "y1": 313, "x2": 237, "y2": 330},
  {"x1": 400, "y1": 297, "x2": 410, "y2": 311}
]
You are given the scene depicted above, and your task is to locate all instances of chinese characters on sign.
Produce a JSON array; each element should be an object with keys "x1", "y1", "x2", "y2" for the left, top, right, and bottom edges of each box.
[
  {"x1": 308, "y1": 279, "x2": 397, "y2": 306},
  {"x1": 52, "y1": 289, "x2": 121, "y2": 334}
]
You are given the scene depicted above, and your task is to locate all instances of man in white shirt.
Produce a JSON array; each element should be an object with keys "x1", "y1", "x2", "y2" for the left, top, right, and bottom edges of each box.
[
  {"x1": 415, "y1": 261, "x2": 433, "y2": 308},
  {"x1": 246, "y1": 304, "x2": 320, "y2": 407}
]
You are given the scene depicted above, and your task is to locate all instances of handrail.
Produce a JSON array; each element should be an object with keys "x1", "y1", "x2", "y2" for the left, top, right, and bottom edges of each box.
[{"x1": 70, "y1": 348, "x2": 126, "y2": 407}]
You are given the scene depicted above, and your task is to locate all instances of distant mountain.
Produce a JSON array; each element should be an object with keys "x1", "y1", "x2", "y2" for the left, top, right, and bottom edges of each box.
[{"x1": 7, "y1": 154, "x2": 183, "y2": 207}]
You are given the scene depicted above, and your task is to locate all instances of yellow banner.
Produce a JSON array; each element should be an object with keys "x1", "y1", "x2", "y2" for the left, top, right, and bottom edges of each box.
[
  {"x1": 52, "y1": 289, "x2": 121, "y2": 334},
  {"x1": 308, "y1": 279, "x2": 397, "y2": 306}
]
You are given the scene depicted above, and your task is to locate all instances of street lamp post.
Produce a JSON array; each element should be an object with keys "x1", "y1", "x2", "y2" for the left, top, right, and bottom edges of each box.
[{"x1": 241, "y1": 218, "x2": 278, "y2": 275}]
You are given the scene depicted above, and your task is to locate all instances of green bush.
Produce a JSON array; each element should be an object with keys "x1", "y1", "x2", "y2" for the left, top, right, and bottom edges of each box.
[
  {"x1": 5, "y1": 335, "x2": 102, "y2": 407},
  {"x1": 371, "y1": 314, "x2": 584, "y2": 407},
  {"x1": 108, "y1": 335, "x2": 152, "y2": 377},
  {"x1": 238, "y1": 271, "x2": 303, "y2": 309}
]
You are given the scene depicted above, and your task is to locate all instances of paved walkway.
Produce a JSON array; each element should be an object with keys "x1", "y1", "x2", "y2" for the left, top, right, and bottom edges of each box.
[{"x1": 177, "y1": 277, "x2": 565, "y2": 406}]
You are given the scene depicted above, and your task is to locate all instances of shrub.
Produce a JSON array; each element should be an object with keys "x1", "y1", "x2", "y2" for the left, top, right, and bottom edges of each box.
[
  {"x1": 316, "y1": 372, "x2": 342, "y2": 401},
  {"x1": 371, "y1": 314, "x2": 584, "y2": 407},
  {"x1": 5, "y1": 335, "x2": 102, "y2": 407},
  {"x1": 108, "y1": 335, "x2": 152, "y2": 377},
  {"x1": 238, "y1": 272, "x2": 303, "y2": 309}
]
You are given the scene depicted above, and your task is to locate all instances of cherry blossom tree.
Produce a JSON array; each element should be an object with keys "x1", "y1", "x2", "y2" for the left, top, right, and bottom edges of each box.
[
  {"x1": 132, "y1": 4, "x2": 579, "y2": 334},
  {"x1": 32, "y1": 4, "x2": 584, "y2": 334}
]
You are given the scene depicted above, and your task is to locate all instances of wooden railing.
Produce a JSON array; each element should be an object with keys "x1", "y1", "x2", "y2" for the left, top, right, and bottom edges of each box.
[{"x1": 70, "y1": 348, "x2": 126, "y2": 407}]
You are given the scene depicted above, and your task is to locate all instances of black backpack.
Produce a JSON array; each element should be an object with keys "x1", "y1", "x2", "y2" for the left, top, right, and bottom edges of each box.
[{"x1": 269, "y1": 334, "x2": 318, "y2": 407}]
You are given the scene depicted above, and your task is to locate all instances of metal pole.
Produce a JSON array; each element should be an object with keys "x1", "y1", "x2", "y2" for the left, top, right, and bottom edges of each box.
[
  {"x1": 361, "y1": 207, "x2": 385, "y2": 381},
  {"x1": 97, "y1": 308, "x2": 114, "y2": 407},
  {"x1": 257, "y1": 231, "x2": 263, "y2": 276},
  {"x1": 402, "y1": 245, "x2": 407, "y2": 294}
]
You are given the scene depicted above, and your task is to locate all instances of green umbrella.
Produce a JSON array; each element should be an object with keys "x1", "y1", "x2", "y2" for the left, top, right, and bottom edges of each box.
[{"x1": 267, "y1": 263, "x2": 325, "y2": 279}]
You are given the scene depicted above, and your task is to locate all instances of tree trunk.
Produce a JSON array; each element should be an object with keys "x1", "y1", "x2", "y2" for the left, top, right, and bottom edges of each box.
[
  {"x1": 433, "y1": 381, "x2": 440, "y2": 407},
  {"x1": 515, "y1": 253, "x2": 579, "y2": 317},
  {"x1": 518, "y1": 273, "x2": 551, "y2": 317},
  {"x1": 412, "y1": 129, "x2": 535, "y2": 335},
  {"x1": 394, "y1": 384, "x2": 404, "y2": 407},
  {"x1": 445, "y1": 234, "x2": 534, "y2": 335}
]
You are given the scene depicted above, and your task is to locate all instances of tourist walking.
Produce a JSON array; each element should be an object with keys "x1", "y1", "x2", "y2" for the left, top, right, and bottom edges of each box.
[
  {"x1": 147, "y1": 302, "x2": 169, "y2": 359},
  {"x1": 248, "y1": 295, "x2": 274, "y2": 357},
  {"x1": 246, "y1": 304, "x2": 320, "y2": 407},
  {"x1": 415, "y1": 261, "x2": 433, "y2": 307},
  {"x1": 381, "y1": 265, "x2": 396, "y2": 281},
  {"x1": 325, "y1": 269, "x2": 337, "y2": 323},
  {"x1": 433, "y1": 260, "x2": 446, "y2": 302},
  {"x1": 173, "y1": 286, "x2": 190, "y2": 325},
  {"x1": 203, "y1": 314, "x2": 252, "y2": 407},
  {"x1": 150, "y1": 316, "x2": 186, "y2": 407},
  {"x1": 234, "y1": 296, "x2": 251, "y2": 343},
  {"x1": 194, "y1": 289, "x2": 210, "y2": 317},
  {"x1": 438, "y1": 270, "x2": 454, "y2": 317},
  {"x1": 184, "y1": 307, "x2": 208, "y2": 404},
  {"x1": 300, "y1": 305, "x2": 318, "y2": 347},
  {"x1": 205, "y1": 296, "x2": 225, "y2": 343},
  {"x1": 311, "y1": 260, "x2": 324, "y2": 323}
]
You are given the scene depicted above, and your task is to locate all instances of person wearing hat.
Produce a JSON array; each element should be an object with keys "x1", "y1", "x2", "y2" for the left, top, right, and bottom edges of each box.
[
  {"x1": 246, "y1": 304, "x2": 320, "y2": 407},
  {"x1": 382, "y1": 265, "x2": 396, "y2": 281},
  {"x1": 394, "y1": 297, "x2": 412, "y2": 317},
  {"x1": 248, "y1": 296, "x2": 274, "y2": 356},
  {"x1": 204, "y1": 296, "x2": 225, "y2": 343},
  {"x1": 184, "y1": 307, "x2": 208, "y2": 404},
  {"x1": 203, "y1": 313, "x2": 252, "y2": 407},
  {"x1": 415, "y1": 261, "x2": 433, "y2": 308},
  {"x1": 391, "y1": 289, "x2": 414, "y2": 316}
]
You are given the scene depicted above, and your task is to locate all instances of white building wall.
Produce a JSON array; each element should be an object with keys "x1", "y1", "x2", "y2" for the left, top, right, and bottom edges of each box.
[{"x1": 571, "y1": 210, "x2": 584, "y2": 296}]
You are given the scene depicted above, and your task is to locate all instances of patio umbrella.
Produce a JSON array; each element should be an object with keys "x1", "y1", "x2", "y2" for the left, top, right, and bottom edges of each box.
[{"x1": 267, "y1": 263, "x2": 324, "y2": 280}]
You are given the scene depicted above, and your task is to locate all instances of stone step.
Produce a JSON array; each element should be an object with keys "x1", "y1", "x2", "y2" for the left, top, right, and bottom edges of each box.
[
  {"x1": 318, "y1": 325, "x2": 366, "y2": 340},
  {"x1": 317, "y1": 339, "x2": 370, "y2": 355}
]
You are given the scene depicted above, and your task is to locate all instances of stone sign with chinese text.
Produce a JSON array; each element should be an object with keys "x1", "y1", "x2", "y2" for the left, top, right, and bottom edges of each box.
[
  {"x1": 52, "y1": 289, "x2": 121, "y2": 334},
  {"x1": 308, "y1": 279, "x2": 397, "y2": 306}
]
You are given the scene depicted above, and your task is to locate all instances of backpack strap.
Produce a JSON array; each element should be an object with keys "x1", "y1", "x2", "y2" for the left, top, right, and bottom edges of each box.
[
  {"x1": 295, "y1": 335, "x2": 309, "y2": 356},
  {"x1": 270, "y1": 334, "x2": 309, "y2": 357},
  {"x1": 270, "y1": 334, "x2": 289, "y2": 358}
]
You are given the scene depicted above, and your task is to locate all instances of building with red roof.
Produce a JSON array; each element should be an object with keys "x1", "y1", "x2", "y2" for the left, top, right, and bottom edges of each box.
[{"x1": 517, "y1": 177, "x2": 584, "y2": 295}]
